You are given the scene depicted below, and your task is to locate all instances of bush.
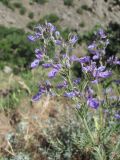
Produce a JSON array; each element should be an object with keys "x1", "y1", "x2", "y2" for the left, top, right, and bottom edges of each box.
[
  {"x1": 81, "y1": 4, "x2": 92, "y2": 12},
  {"x1": 79, "y1": 22, "x2": 85, "y2": 28},
  {"x1": 27, "y1": 21, "x2": 37, "y2": 30},
  {"x1": 64, "y1": 0, "x2": 73, "y2": 6},
  {"x1": 76, "y1": 7, "x2": 83, "y2": 14},
  {"x1": 0, "y1": 26, "x2": 34, "y2": 71},
  {"x1": 106, "y1": 22, "x2": 120, "y2": 57},
  {"x1": 13, "y1": 2, "x2": 22, "y2": 8},
  {"x1": 0, "y1": 0, "x2": 14, "y2": 11},
  {"x1": 28, "y1": 12, "x2": 34, "y2": 19},
  {"x1": 19, "y1": 6, "x2": 27, "y2": 15},
  {"x1": 34, "y1": 0, "x2": 48, "y2": 4},
  {"x1": 39, "y1": 13, "x2": 59, "y2": 24}
]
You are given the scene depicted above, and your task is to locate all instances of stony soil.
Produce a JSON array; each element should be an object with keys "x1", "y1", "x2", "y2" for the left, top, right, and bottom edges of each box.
[{"x1": 0, "y1": 0, "x2": 120, "y2": 32}]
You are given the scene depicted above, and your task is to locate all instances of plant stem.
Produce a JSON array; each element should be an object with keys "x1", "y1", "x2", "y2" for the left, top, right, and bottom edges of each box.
[{"x1": 83, "y1": 116, "x2": 95, "y2": 145}]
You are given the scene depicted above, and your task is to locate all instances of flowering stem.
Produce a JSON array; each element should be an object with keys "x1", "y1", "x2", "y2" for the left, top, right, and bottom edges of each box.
[
  {"x1": 97, "y1": 83, "x2": 104, "y2": 129},
  {"x1": 83, "y1": 116, "x2": 95, "y2": 145}
]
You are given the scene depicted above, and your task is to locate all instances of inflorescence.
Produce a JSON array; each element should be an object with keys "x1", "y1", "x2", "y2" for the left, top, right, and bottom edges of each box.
[{"x1": 28, "y1": 22, "x2": 120, "y2": 119}]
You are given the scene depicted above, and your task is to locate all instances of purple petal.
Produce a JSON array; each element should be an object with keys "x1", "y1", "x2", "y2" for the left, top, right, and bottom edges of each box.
[
  {"x1": 31, "y1": 59, "x2": 40, "y2": 68},
  {"x1": 97, "y1": 66, "x2": 106, "y2": 72},
  {"x1": 55, "y1": 31, "x2": 60, "y2": 37},
  {"x1": 91, "y1": 79, "x2": 99, "y2": 84},
  {"x1": 47, "y1": 22, "x2": 56, "y2": 32},
  {"x1": 82, "y1": 66, "x2": 91, "y2": 72},
  {"x1": 35, "y1": 49, "x2": 43, "y2": 60},
  {"x1": 42, "y1": 63, "x2": 52, "y2": 68},
  {"x1": 64, "y1": 91, "x2": 76, "y2": 98},
  {"x1": 114, "y1": 114, "x2": 120, "y2": 119},
  {"x1": 54, "y1": 40, "x2": 62, "y2": 45},
  {"x1": 73, "y1": 78, "x2": 81, "y2": 85},
  {"x1": 48, "y1": 69, "x2": 58, "y2": 78},
  {"x1": 28, "y1": 32, "x2": 41, "y2": 42},
  {"x1": 35, "y1": 48, "x2": 42, "y2": 54},
  {"x1": 53, "y1": 64, "x2": 62, "y2": 70},
  {"x1": 87, "y1": 98, "x2": 99, "y2": 109},
  {"x1": 78, "y1": 56, "x2": 90, "y2": 63},
  {"x1": 98, "y1": 71, "x2": 112, "y2": 78},
  {"x1": 113, "y1": 57, "x2": 120, "y2": 65},
  {"x1": 69, "y1": 35, "x2": 78, "y2": 45},
  {"x1": 32, "y1": 92, "x2": 41, "y2": 101},
  {"x1": 93, "y1": 54, "x2": 100, "y2": 60},
  {"x1": 88, "y1": 43, "x2": 97, "y2": 54},
  {"x1": 56, "y1": 81, "x2": 67, "y2": 89},
  {"x1": 70, "y1": 55, "x2": 79, "y2": 62},
  {"x1": 97, "y1": 29, "x2": 106, "y2": 39},
  {"x1": 28, "y1": 35, "x2": 36, "y2": 42},
  {"x1": 113, "y1": 79, "x2": 120, "y2": 85}
]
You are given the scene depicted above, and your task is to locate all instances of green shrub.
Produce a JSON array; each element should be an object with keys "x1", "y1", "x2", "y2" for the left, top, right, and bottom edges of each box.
[
  {"x1": 106, "y1": 22, "x2": 120, "y2": 57},
  {"x1": 39, "y1": 13, "x2": 59, "y2": 24},
  {"x1": 27, "y1": 21, "x2": 37, "y2": 30},
  {"x1": 64, "y1": 0, "x2": 73, "y2": 6},
  {"x1": 0, "y1": 0, "x2": 14, "y2": 11},
  {"x1": 0, "y1": 26, "x2": 34, "y2": 71},
  {"x1": 19, "y1": 6, "x2": 27, "y2": 15},
  {"x1": 79, "y1": 22, "x2": 85, "y2": 28},
  {"x1": 28, "y1": 12, "x2": 34, "y2": 19},
  {"x1": 81, "y1": 4, "x2": 92, "y2": 12},
  {"x1": 76, "y1": 7, "x2": 83, "y2": 14},
  {"x1": 34, "y1": 0, "x2": 48, "y2": 4},
  {"x1": 13, "y1": 2, "x2": 22, "y2": 8}
]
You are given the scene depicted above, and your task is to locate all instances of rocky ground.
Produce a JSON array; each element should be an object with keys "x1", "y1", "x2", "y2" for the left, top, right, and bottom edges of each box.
[{"x1": 0, "y1": 0, "x2": 120, "y2": 32}]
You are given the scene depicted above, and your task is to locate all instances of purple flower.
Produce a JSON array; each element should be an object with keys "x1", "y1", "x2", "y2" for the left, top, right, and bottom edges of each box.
[
  {"x1": 70, "y1": 55, "x2": 79, "y2": 62},
  {"x1": 47, "y1": 22, "x2": 56, "y2": 32},
  {"x1": 32, "y1": 85, "x2": 46, "y2": 102},
  {"x1": 107, "y1": 56, "x2": 114, "y2": 64},
  {"x1": 53, "y1": 64, "x2": 62, "y2": 70},
  {"x1": 55, "y1": 31, "x2": 60, "y2": 37},
  {"x1": 114, "y1": 61, "x2": 120, "y2": 65},
  {"x1": 32, "y1": 92, "x2": 41, "y2": 101},
  {"x1": 56, "y1": 81, "x2": 67, "y2": 89},
  {"x1": 86, "y1": 87, "x2": 94, "y2": 98},
  {"x1": 42, "y1": 63, "x2": 52, "y2": 68},
  {"x1": 64, "y1": 91, "x2": 76, "y2": 98},
  {"x1": 73, "y1": 78, "x2": 81, "y2": 85},
  {"x1": 93, "y1": 53, "x2": 100, "y2": 60},
  {"x1": 97, "y1": 66, "x2": 106, "y2": 72},
  {"x1": 91, "y1": 79, "x2": 99, "y2": 84},
  {"x1": 35, "y1": 32, "x2": 42, "y2": 38},
  {"x1": 97, "y1": 29, "x2": 106, "y2": 39},
  {"x1": 82, "y1": 62, "x2": 96, "y2": 73},
  {"x1": 113, "y1": 79, "x2": 120, "y2": 85},
  {"x1": 69, "y1": 35, "x2": 78, "y2": 45},
  {"x1": 35, "y1": 49, "x2": 43, "y2": 60},
  {"x1": 82, "y1": 66, "x2": 91, "y2": 72},
  {"x1": 114, "y1": 113, "x2": 120, "y2": 119},
  {"x1": 39, "y1": 86, "x2": 46, "y2": 94},
  {"x1": 28, "y1": 32, "x2": 41, "y2": 42},
  {"x1": 31, "y1": 59, "x2": 40, "y2": 68},
  {"x1": 87, "y1": 98, "x2": 99, "y2": 109},
  {"x1": 78, "y1": 56, "x2": 90, "y2": 63},
  {"x1": 113, "y1": 57, "x2": 120, "y2": 65},
  {"x1": 48, "y1": 69, "x2": 58, "y2": 78},
  {"x1": 28, "y1": 35, "x2": 36, "y2": 42},
  {"x1": 98, "y1": 71, "x2": 112, "y2": 78},
  {"x1": 54, "y1": 40, "x2": 62, "y2": 45},
  {"x1": 88, "y1": 43, "x2": 97, "y2": 54}
]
